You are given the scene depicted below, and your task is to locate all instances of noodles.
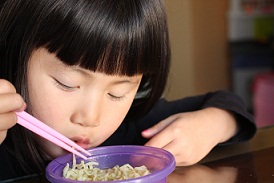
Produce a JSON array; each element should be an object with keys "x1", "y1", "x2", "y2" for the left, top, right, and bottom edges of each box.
[{"x1": 63, "y1": 154, "x2": 151, "y2": 181}]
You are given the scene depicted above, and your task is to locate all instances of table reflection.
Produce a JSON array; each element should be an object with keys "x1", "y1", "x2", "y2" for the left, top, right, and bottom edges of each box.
[
  {"x1": 168, "y1": 165, "x2": 237, "y2": 183},
  {"x1": 170, "y1": 146, "x2": 274, "y2": 182}
]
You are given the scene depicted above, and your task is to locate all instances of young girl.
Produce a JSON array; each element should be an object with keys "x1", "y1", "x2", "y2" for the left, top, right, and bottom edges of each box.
[{"x1": 0, "y1": 0, "x2": 256, "y2": 180}]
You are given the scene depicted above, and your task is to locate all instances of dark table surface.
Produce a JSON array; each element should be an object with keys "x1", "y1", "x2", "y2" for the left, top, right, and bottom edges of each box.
[{"x1": 5, "y1": 125, "x2": 274, "y2": 183}]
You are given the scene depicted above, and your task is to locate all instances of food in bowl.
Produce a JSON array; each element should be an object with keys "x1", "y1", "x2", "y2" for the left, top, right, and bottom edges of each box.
[
  {"x1": 46, "y1": 145, "x2": 176, "y2": 183},
  {"x1": 63, "y1": 154, "x2": 151, "y2": 181}
]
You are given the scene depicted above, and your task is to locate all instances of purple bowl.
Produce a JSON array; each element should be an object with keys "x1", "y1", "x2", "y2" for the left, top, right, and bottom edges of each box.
[{"x1": 46, "y1": 145, "x2": 175, "y2": 183}]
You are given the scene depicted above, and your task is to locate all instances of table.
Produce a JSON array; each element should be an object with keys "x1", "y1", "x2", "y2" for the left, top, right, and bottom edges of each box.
[
  {"x1": 8, "y1": 125, "x2": 274, "y2": 183},
  {"x1": 169, "y1": 125, "x2": 274, "y2": 183}
]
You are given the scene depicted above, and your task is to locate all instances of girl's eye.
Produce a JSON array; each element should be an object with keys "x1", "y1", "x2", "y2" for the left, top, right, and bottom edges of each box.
[
  {"x1": 54, "y1": 79, "x2": 78, "y2": 91},
  {"x1": 108, "y1": 93, "x2": 125, "y2": 101}
]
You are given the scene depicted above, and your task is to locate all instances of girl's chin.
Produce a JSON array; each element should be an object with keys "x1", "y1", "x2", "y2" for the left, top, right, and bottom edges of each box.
[
  {"x1": 51, "y1": 149, "x2": 69, "y2": 159},
  {"x1": 37, "y1": 138, "x2": 70, "y2": 159},
  {"x1": 43, "y1": 144, "x2": 69, "y2": 160}
]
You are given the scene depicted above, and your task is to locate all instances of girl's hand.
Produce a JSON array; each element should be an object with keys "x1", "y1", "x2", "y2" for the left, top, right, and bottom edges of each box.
[
  {"x1": 0, "y1": 79, "x2": 25, "y2": 144},
  {"x1": 142, "y1": 107, "x2": 238, "y2": 166}
]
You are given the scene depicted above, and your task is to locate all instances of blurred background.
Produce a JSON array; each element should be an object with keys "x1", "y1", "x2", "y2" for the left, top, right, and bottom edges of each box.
[{"x1": 163, "y1": 0, "x2": 274, "y2": 128}]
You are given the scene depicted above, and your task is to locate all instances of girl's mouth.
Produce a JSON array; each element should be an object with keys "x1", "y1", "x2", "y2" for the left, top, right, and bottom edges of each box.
[
  {"x1": 71, "y1": 136, "x2": 91, "y2": 149},
  {"x1": 75, "y1": 141, "x2": 91, "y2": 149}
]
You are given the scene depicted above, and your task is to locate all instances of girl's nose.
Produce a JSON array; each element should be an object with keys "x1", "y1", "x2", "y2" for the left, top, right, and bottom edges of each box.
[{"x1": 70, "y1": 107, "x2": 100, "y2": 127}]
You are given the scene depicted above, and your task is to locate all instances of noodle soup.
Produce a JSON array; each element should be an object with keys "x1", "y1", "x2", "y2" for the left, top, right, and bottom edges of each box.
[
  {"x1": 46, "y1": 145, "x2": 175, "y2": 183},
  {"x1": 63, "y1": 155, "x2": 151, "y2": 181}
]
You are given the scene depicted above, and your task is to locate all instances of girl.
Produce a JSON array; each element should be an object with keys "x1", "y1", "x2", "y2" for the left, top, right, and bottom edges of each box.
[{"x1": 0, "y1": 0, "x2": 256, "y2": 180}]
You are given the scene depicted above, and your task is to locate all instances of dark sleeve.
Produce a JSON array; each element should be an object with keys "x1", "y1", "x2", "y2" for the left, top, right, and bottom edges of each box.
[{"x1": 101, "y1": 90, "x2": 257, "y2": 146}]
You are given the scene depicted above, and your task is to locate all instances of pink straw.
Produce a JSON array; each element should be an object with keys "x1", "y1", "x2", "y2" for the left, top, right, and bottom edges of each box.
[{"x1": 16, "y1": 111, "x2": 91, "y2": 160}]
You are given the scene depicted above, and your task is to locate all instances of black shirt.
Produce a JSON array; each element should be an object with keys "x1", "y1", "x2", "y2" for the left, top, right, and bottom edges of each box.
[{"x1": 0, "y1": 90, "x2": 256, "y2": 181}]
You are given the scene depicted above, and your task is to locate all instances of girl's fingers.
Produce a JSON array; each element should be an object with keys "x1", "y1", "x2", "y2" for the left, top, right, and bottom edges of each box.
[
  {"x1": 0, "y1": 79, "x2": 25, "y2": 112},
  {"x1": 143, "y1": 117, "x2": 180, "y2": 149},
  {"x1": 142, "y1": 115, "x2": 179, "y2": 149},
  {"x1": 0, "y1": 80, "x2": 24, "y2": 144},
  {"x1": 0, "y1": 112, "x2": 18, "y2": 131},
  {"x1": 0, "y1": 79, "x2": 16, "y2": 94},
  {"x1": 160, "y1": 141, "x2": 182, "y2": 164},
  {"x1": 0, "y1": 93, "x2": 25, "y2": 113},
  {"x1": 142, "y1": 114, "x2": 179, "y2": 138}
]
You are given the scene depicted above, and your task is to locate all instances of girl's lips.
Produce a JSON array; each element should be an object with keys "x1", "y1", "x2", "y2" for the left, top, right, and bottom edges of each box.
[
  {"x1": 75, "y1": 141, "x2": 91, "y2": 149},
  {"x1": 71, "y1": 136, "x2": 91, "y2": 149}
]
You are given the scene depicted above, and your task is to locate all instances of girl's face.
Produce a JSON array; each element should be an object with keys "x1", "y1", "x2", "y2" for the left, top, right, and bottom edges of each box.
[{"x1": 27, "y1": 48, "x2": 142, "y2": 159}]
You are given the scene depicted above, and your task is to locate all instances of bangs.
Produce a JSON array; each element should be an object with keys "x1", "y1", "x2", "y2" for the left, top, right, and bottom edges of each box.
[{"x1": 33, "y1": 0, "x2": 165, "y2": 76}]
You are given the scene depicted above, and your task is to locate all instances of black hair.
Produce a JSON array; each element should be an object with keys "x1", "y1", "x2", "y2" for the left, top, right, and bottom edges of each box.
[{"x1": 0, "y1": 0, "x2": 170, "y2": 175}]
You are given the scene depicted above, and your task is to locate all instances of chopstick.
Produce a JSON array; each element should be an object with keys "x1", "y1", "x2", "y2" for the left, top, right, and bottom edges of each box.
[{"x1": 16, "y1": 111, "x2": 91, "y2": 160}]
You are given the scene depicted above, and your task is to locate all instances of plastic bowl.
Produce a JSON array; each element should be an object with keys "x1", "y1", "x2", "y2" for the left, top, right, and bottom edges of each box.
[{"x1": 46, "y1": 145, "x2": 176, "y2": 183}]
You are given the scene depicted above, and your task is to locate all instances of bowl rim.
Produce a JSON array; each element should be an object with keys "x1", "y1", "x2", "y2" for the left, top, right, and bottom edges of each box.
[{"x1": 46, "y1": 145, "x2": 176, "y2": 183}]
